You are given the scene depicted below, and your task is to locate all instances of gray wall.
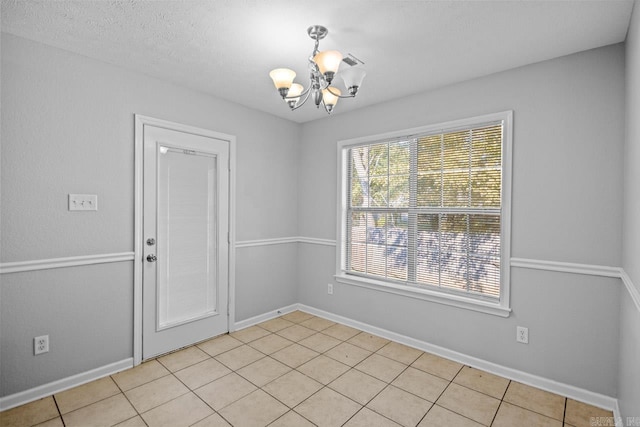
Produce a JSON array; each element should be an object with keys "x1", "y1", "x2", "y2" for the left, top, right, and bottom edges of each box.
[
  {"x1": 2, "y1": 25, "x2": 637, "y2": 407},
  {"x1": 0, "y1": 34, "x2": 300, "y2": 396},
  {"x1": 297, "y1": 44, "x2": 625, "y2": 397},
  {"x1": 620, "y1": 0, "x2": 640, "y2": 420}
]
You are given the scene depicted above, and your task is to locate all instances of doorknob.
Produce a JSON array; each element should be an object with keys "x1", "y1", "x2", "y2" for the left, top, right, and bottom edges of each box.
[{"x1": 147, "y1": 254, "x2": 157, "y2": 263}]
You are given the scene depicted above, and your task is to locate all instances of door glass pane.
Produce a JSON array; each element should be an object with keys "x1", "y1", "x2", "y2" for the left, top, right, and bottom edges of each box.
[{"x1": 157, "y1": 148, "x2": 217, "y2": 329}]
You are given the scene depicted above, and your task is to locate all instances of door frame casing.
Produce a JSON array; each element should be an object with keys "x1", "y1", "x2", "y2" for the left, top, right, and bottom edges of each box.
[{"x1": 133, "y1": 114, "x2": 236, "y2": 366}]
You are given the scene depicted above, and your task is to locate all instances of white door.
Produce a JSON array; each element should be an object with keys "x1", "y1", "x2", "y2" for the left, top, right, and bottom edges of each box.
[{"x1": 142, "y1": 123, "x2": 229, "y2": 360}]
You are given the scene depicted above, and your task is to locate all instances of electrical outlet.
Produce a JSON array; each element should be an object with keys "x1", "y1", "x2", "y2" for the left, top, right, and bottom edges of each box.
[
  {"x1": 516, "y1": 326, "x2": 529, "y2": 344},
  {"x1": 34, "y1": 335, "x2": 49, "y2": 355},
  {"x1": 327, "y1": 283, "x2": 334, "y2": 295}
]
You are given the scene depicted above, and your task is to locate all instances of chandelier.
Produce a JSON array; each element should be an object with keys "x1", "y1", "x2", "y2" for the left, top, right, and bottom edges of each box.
[{"x1": 269, "y1": 25, "x2": 366, "y2": 114}]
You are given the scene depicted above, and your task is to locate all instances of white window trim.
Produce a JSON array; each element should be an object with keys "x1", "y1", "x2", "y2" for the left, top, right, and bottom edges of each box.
[{"x1": 335, "y1": 111, "x2": 513, "y2": 317}]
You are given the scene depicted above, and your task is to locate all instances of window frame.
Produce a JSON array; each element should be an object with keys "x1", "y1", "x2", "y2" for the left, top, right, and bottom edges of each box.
[{"x1": 335, "y1": 111, "x2": 513, "y2": 317}]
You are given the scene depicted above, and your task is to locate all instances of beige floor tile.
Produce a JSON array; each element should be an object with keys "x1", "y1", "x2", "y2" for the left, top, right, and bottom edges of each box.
[
  {"x1": 297, "y1": 354, "x2": 351, "y2": 384},
  {"x1": 368, "y1": 385, "x2": 432, "y2": 427},
  {"x1": 112, "y1": 360, "x2": 170, "y2": 391},
  {"x1": 493, "y1": 401, "x2": 562, "y2": 427},
  {"x1": 191, "y1": 413, "x2": 232, "y2": 427},
  {"x1": 174, "y1": 358, "x2": 232, "y2": 389},
  {"x1": 0, "y1": 396, "x2": 59, "y2": 427},
  {"x1": 418, "y1": 405, "x2": 484, "y2": 427},
  {"x1": 237, "y1": 357, "x2": 291, "y2": 387},
  {"x1": 248, "y1": 333, "x2": 293, "y2": 354},
  {"x1": 268, "y1": 410, "x2": 316, "y2": 427},
  {"x1": 258, "y1": 317, "x2": 296, "y2": 332},
  {"x1": 328, "y1": 369, "x2": 387, "y2": 405},
  {"x1": 355, "y1": 354, "x2": 407, "y2": 383},
  {"x1": 300, "y1": 316, "x2": 336, "y2": 331},
  {"x1": 230, "y1": 325, "x2": 271, "y2": 343},
  {"x1": 219, "y1": 389, "x2": 288, "y2": 427},
  {"x1": 322, "y1": 323, "x2": 361, "y2": 341},
  {"x1": 34, "y1": 417, "x2": 65, "y2": 427},
  {"x1": 271, "y1": 343, "x2": 319, "y2": 368},
  {"x1": 412, "y1": 352, "x2": 464, "y2": 381},
  {"x1": 141, "y1": 392, "x2": 214, "y2": 427},
  {"x1": 4, "y1": 320, "x2": 605, "y2": 427},
  {"x1": 453, "y1": 366, "x2": 510, "y2": 399},
  {"x1": 503, "y1": 381, "x2": 566, "y2": 421},
  {"x1": 376, "y1": 341, "x2": 423, "y2": 365},
  {"x1": 281, "y1": 311, "x2": 315, "y2": 323},
  {"x1": 114, "y1": 416, "x2": 147, "y2": 427},
  {"x1": 564, "y1": 399, "x2": 614, "y2": 427},
  {"x1": 436, "y1": 383, "x2": 500, "y2": 426},
  {"x1": 35, "y1": 417, "x2": 64, "y2": 427},
  {"x1": 62, "y1": 394, "x2": 136, "y2": 427},
  {"x1": 295, "y1": 387, "x2": 361, "y2": 427},
  {"x1": 124, "y1": 374, "x2": 189, "y2": 413},
  {"x1": 299, "y1": 332, "x2": 342, "y2": 353},
  {"x1": 197, "y1": 334, "x2": 243, "y2": 356},
  {"x1": 194, "y1": 372, "x2": 257, "y2": 411},
  {"x1": 264, "y1": 370, "x2": 323, "y2": 408},
  {"x1": 55, "y1": 376, "x2": 121, "y2": 414},
  {"x1": 344, "y1": 407, "x2": 402, "y2": 427},
  {"x1": 325, "y1": 342, "x2": 372, "y2": 367},
  {"x1": 276, "y1": 324, "x2": 316, "y2": 342},
  {"x1": 348, "y1": 332, "x2": 390, "y2": 352},
  {"x1": 157, "y1": 346, "x2": 210, "y2": 372},
  {"x1": 392, "y1": 366, "x2": 449, "y2": 402},
  {"x1": 215, "y1": 344, "x2": 265, "y2": 370}
]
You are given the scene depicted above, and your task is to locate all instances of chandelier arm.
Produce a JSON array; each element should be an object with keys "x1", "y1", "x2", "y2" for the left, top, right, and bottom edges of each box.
[
  {"x1": 289, "y1": 88, "x2": 313, "y2": 111},
  {"x1": 284, "y1": 85, "x2": 312, "y2": 100},
  {"x1": 325, "y1": 86, "x2": 356, "y2": 99}
]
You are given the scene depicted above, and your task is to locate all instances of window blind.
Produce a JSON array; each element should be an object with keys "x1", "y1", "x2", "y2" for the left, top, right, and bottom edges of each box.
[{"x1": 345, "y1": 122, "x2": 503, "y2": 300}]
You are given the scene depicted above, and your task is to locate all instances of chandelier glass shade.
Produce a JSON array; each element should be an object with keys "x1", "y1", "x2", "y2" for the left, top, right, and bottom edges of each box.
[
  {"x1": 269, "y1": 68, "x2": 297, "y2": 98},
  {"x1": 269, "y1": 25, "x2": 366, "y2": 114}
]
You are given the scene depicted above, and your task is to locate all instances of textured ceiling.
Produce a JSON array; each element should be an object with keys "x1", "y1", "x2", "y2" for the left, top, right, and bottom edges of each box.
[{"x1": 1, "y1": 0, "x2": 635, "y2": 123}]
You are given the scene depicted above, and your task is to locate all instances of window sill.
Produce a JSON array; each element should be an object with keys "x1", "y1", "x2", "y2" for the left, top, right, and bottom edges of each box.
[{"x1": 334, "y1": 273, "x2": 512, "y2": 317}]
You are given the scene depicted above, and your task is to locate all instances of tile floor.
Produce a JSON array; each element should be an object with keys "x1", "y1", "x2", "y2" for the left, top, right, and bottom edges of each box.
[{"x1": 1, "y1": 311, "x2": 615, "y2": 427}]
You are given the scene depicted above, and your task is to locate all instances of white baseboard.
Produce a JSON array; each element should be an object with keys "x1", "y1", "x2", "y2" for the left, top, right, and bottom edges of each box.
[
  {"x1": 233, "y1": 303, "x2": 299, "y2": 331},
  {"x1": 3, "y1": 302, "x2": 623, "y2": 416},
  {"x1": 0, "y1": 358, "x2": 133, "y2": 411},
  {"x1": 613, "y1": 400, "x2": 623, "y2": 427},
  {"x1": 296, "y1": 304, "x2": 619, "y2": 414}
]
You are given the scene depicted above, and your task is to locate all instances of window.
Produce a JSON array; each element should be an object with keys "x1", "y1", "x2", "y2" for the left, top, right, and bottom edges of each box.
[{"x1": 336, "y1": 112, "x2": 512, "y2": 316}]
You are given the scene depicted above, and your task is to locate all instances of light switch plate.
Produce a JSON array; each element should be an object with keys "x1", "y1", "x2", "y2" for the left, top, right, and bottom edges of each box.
[{"x1": 69, "y1": 194, "x2": 98, "y2": 211}]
